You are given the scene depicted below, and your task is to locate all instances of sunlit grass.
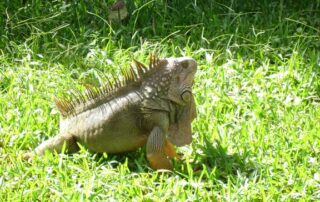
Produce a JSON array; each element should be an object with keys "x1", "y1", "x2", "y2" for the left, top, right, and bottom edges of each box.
[{"x1": 1, "y1": 0, "x2": 320, "y2": 201}]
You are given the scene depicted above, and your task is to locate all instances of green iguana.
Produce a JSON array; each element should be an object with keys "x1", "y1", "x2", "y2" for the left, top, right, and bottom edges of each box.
[{"x1": 30, "y1": 55, "x2": 197, "y2": 170}]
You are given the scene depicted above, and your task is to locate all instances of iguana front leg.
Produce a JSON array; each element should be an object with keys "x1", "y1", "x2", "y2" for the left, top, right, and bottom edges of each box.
[{"x1": 146, "y1": 127, "x2": 175, "y2": 170}]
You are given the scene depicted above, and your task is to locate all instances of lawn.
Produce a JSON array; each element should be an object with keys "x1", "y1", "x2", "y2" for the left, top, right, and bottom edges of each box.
[{"x1": 1, "y1": 0, "x2": 320, "y2": 201}]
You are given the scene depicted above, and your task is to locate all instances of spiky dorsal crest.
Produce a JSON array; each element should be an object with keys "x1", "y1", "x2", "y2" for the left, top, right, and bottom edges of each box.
[{"x1": 55, "y1": 55, "x2": 163, "y2": 118}]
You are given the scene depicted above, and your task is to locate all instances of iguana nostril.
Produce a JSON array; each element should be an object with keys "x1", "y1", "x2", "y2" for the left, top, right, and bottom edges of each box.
[{"x1": 181, "y1": 91, "x2": 191, "y2": 102}]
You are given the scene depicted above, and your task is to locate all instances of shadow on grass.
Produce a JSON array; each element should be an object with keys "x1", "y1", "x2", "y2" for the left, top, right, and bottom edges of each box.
[
  {"x1": 188, "y1": 138, "x2": 258, "y2": 181},
  {"x1": 90, "y1": 137, "x2": 258, "y2": 181},
  {"x1": 92, "y1": 148, "x2": 149, "y2": 172}
]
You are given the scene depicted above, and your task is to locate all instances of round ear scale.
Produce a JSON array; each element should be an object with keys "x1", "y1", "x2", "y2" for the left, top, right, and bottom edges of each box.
[{"x1": 181, "y1": 91, "x2": 192, "y2": 102}]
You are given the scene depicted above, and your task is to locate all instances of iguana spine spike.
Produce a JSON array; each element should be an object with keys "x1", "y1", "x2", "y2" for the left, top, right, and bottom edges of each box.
[{"x1": 129, "y1": 65, "x2": 138, "y2": 81}]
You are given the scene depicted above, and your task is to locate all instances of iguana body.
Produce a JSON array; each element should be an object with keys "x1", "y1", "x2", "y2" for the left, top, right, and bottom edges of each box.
[{"x1": 33, "y1": 56, "x2": 197, "y2": 170}]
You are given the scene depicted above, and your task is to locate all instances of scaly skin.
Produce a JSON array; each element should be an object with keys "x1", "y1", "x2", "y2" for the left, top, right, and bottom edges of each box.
[{"x1": 32, "y1": 57, "x2": 197, "y2": 170}]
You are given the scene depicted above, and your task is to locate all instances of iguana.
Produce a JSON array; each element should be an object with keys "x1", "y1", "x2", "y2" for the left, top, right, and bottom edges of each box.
[{"x1": 30, "y1": 55, "x2": 197, "y2": 170}]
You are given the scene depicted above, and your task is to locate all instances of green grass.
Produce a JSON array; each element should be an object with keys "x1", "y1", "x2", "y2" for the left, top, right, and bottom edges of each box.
[{"x1": 1, "y1": 0, "x2": 320, "y2": 201}]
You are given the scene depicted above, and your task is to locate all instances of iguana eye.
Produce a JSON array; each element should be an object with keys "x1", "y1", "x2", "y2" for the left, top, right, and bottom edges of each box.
[{"x1": 181, "y1": 61, "x2": 189, "y2": 69}]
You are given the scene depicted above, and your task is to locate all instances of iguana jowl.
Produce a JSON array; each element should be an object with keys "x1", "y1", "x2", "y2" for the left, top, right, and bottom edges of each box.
[{"x1": 34, "y1": 55, "x2": 197, "y2": 170}]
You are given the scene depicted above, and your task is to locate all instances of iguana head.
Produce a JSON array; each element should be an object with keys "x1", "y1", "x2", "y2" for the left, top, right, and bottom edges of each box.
[
  {"x1": 140, "y1": 57, "x2": 197, "y2": 103},
  {"x1": 165, "y1": 57, "x2": 197, "y2": 106}
]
